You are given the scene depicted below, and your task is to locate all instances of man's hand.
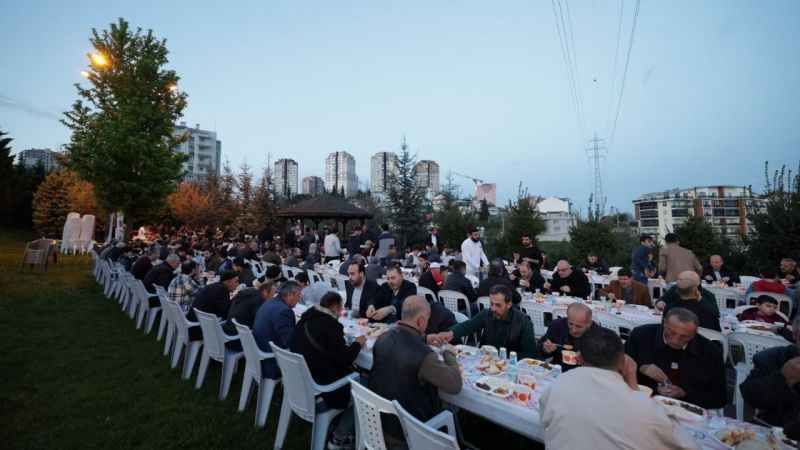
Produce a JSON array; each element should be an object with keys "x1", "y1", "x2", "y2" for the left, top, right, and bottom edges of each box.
[
  {"x1": 620, "y1": 354, "x2": 639, "y2": 390},
  {"x1": 371, "y1": 306, "x2": 394, "y2": 321},
  {"x1": 782, "y1": 357, "x2": 800, "y2": 387},
  {"x1": 520, "y1": 279, "x2": 530, "y2": 288},
  {"x1": 640, "y1": 364, "x2": 668, "y2": 383},
  {"x1": 355, "y1": 335, "x2": 367, "y2": 346},
  {"x1": 606, "y1": 292, "x2": 616, "y2": 301},
  {"x1": 657, "y1": 384, "x2": 686, "y2": 399},
  {"x1": 560, "y1": 285, "x2": 571, "y2": 293},
  {"x1": 542, "y1": 339, "x2": 558, "y2": 354},
  {"x1": 543, "y1": 281, "x2": 551, "y2": 290},
  {"x1": 438, "y1": 331, "x2": 455, "y2": 343},
  {"x1": 426, "y1": 333, "x2": 445, "y2": 346},
  {"x1": 365, "y1": 305, "x2": 376, "y2": 319}
]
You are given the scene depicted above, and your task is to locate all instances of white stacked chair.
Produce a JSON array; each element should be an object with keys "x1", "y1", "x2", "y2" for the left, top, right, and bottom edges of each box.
[
  {"x1": 164, "y1": 300, "x2": 202, "y2": 380},
  {"x1": 727, "y1": 331, "x2": 788, "y2": 420},
  {"x1": 307, "y1": 269, "x2": 323, "y2": 284},
  {"x1": 351, "y1": 380, "x2": 398, "y2": 450},
  {"x1": 133, "y1": 279, "x2": 160, "y2": 333},
  {"x1": 393, "y1": 400, "x2": 459, "y2": 450},
  {"x1": 521, "y1": 304, "x2": 548, "y2": 338},
  {"x1": 154, "y1": 286, "x2": 172, "y2": 346},
  {"x1": 476, "y1": 296, "x2": 490, "y2": 312},
  {"x1": 438, "y1": 290, "x2": 471, "y2": 318},
  {"x1": 269, "y1": 343, "x2": 358, "y2": 450},
  {"x1": 233, "y1": 320, "x2": 280, "y2": 428},
  {"x1": 194, "y1": 309, "x2": 244, "y2": 400},
  {"x1": 416, "y1": 286, "x2": 438, "y2": 304}
]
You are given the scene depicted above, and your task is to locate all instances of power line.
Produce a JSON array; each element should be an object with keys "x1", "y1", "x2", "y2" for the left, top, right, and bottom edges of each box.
[
  {"x1": 608, "y1": 0, "x2": 641, "y2": 147},
  {"x1": 604, "y1": 0, "x2": 625, "y2": 136},
  {"x1": 562, "y1": 0, "x2": 587, "y2": 138},
  {"x1": 550, "y1": 0, "x2": 586, "y2": 141}
]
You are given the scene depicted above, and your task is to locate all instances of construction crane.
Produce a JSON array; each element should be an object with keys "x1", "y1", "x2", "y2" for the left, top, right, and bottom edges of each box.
[{"x1": 451, "y1": 171, "x2": 484, "y2": 186}]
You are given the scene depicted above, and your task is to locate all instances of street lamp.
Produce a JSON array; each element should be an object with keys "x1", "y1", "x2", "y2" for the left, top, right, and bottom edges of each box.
[
  {"x1": 80, "y1": 70, "x2": 90, "y2": 79},
  {"x1": 90, "y1": 52, "x2": 108, "y2": 67},
  {"x1": 168, "y1": 84, "x2": 178, "y2": 92}
]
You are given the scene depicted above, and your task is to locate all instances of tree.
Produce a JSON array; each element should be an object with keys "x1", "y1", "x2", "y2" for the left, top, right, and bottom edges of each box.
[
  {"x1": 166, "y1": 181, "x2": 210, "y2": 228},
  {"x1": 0, "y1": 129, "x2": 13, "y2": 179},
  {"x1": 478, "y1": 199, "x2": 490, "y2": 224},
  {"x1": 251, "y1": 165, "x2": 277, "y2": 233},
  {"x1": 220, "y1": 160, "x2": 239, "y2": 223},
  {"x1": 495, "y1": 184, "x2": 546, "y2": 259},
  {"x1": 433, "y1": 173, "x2": 473, "y2": 249},
  {"x1": 32, "y1": 170, "x2": 100, "y2": 238},
  {"x1": 62, "y1": 18, "x2": 188, "y2": 230},
  {"x1": 746, "y1": 162, "x2": 800, "y2": 271},
  {"x1": 568, "y1": 218, "x2": 617, "y2": 265},
  {"x1": 385, "y1": 138, "x2": 428, "y2": 249},
  {"x1": 673, "y1": 215, "x2": 722, "y2": 264}
]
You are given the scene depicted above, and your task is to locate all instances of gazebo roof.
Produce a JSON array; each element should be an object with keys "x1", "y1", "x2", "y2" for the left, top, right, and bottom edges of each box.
[{"x1": 276, "y1": 195, "x2": 373, "y2": 220}]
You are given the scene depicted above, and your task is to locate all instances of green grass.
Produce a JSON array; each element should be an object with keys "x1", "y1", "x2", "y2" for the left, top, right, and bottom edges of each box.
[{"x1": 0, "y1": 228, "x2": 541, "y2": 450}]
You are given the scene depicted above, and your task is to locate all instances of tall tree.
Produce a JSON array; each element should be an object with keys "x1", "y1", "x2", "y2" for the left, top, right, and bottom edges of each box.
[
  {"x1": 251, "y1": 165, "x2": 277, "y2": 234},
  {"x1": 496, "y1": 184, "x2": 546, "y2": 259},
  {"x1": 433, "y1": 172, "x2": 473, "y2": 249},
  {"x1": 746, "y1": 162, "x2": 800, "y2": 270},
  {"x1": 386, "y1": 138, "x2": 428, "y2": 249},
  {"x1": 32, "y1": 170, "x2": 100, "y2": 238},
  {"x1": 0, "y1": 129, "x2": 13, "y2": 178},
  {"x1": 167, "y1": 181, "x2": 210, "y2": 228},
  {"x1": 62, "y1": 18, "x2": 188, "y2": 230}
]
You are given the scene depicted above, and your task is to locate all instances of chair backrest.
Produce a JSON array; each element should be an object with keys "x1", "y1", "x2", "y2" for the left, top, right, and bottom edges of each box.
[
  {"x1": 416, "y1": 286, "x2": 438, "y2": 304},
  {"x1": 476, "y1": 296, "x2": 491, "y2": 312},
  {"x1": 464, "y1": 274, "x2": 479, "y2": 288},
  {"x1": 307, "y1": 269, "x2": 323, "y2": 284},
  {"x1": 392, "y1": 400, "x2": 460, "y2": 450},
  {"x1": 727, "y1": 331, "x2": 787, "y2": 368},
  {"x1": 233, "y1": 320, "x2": 269, "y2": 380},
  {"x1": 593, "y1": 311, "x2": 634, "y2": 341},
  {"x1": 705, "y1": 286, "x2": 740, "y2": 312},
  {"x1": 350, "y1": 380, "x2": 397, "y2": 450},
  {"x1": 376, "y1": 278, "x2": 387, "y2": 286},
  {"x1": 733, "y1": 305, "x2": 789, "y2": 323},
  {"x1": 269, "y1": 343, "x2": 318, "y2": 422},
  {"x1": 697, "y1": 327, "x2": 729, "y2": 363},
  {"x1": 280, "y1": 264, "x2": 292, "y2": 280},
  {"x1": 165, "y1": 300, "x2": 190, "y2": 340},
  {"x1": 333, "y1": 274, "x2": 349, "y2": 291},
  {"x1": 647, "y1": 279, "x2": 664, "y2": 301},
  {"x1": 133, "y1": 280, "x2": 151, "y2": 311},
  {"x1": 739, "y1": 276, "x2": 759, "y2": 289},
  {"x1": 438, "y1": 290, "x2": 470, "y2": 317},
  {"x1": 521, "y1": 304, "x2": 548, "y2": 338},
  {"x1": 453, "y1": 311, "x2": 469, "y2": 324},
  {"x1": 746, "y1": 291, "x2": 793, "y2": 317},
  {"x1": 194, "y1": 308, "x2": 227, "y2": 360},
  {"x1": 327, "y1": 259, "x2": 342, "y2": 271}
]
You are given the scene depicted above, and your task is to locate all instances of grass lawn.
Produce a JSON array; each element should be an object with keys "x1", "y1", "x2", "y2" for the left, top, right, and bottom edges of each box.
[{"x1": 0, "y1": 228, "x2": 541, "y2": 450}]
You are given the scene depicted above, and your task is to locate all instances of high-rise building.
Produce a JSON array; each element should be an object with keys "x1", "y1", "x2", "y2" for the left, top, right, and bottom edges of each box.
[
  {"x1": 324, "y1": 151, "x2": 357, "y2": 197},
  {"x1": 173, "y1": 122, "x2": 221, "y2": 182},
  {"x1": 370, "y1": 151, "x2": 398, "y2": 194},
  {"x1": 17, "y1": 148, "x2": 61, "y2": 172},
  {"x1": 633, "y1": 185, "x2": 767, "y2": 243},
  {"x1": 273, "y1": 158, "x2": 299, "y2": 197},
  {"x1": 474, "y1": 183, "x2": 497, "y2": 206},
  {"x1": 302, "y1": 176, "x2": 325, "y2": 196},
  {"x1": 415, "y1": 160, "x2": 440, "y2": 196}
]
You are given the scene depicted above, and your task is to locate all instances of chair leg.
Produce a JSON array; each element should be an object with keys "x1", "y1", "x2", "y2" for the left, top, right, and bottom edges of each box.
[
  {"x1": 312, "y1": 410, "x2": 341, "y2": 450},
  {"x1": 136, "y1": 304, "x2": 147, "y2": 329},
  {"x1": 273, "y1": 390, "x2": 293, "y2": 449},
  {"x1": 146, "y1": 309, "x2": 160, "y2": 334},
  {"x1": 238, "y1": 372, "x2": 254, "y2": 412},
  {"x1": 195, "y1": 349, "x2": 211, "y2": 389},
  {"x1": 182, "y1": 341, "x2": 202, "y2": 380},
  {"x1": 255, "y1": 378, "x2": 277, "y2": 428},
  {"x1": 171, "y1": 337, "x2": 184, "y2": 369},
  {"x1": 163, "y1": 323, "x2": 175, "y2": 356},
  {"x1": 157, "y1": 312, "x2": 168, "y2": 341},
  {"x1": 219, "y1": 353, "x2": 239, "y2": 400}
]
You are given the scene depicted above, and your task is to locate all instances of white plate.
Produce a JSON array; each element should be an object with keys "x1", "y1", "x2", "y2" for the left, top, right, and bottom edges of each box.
[
  {"x1": 713, "y1": 429, "x2": 780, "y2": 450},
  {"x1": 654, "y1": 396, "x2": 707, "y2": 422},
  {"x1": 454, "y1": 344, "x2": 479, "y2": 357},
  {"x1": 473, "y1": 376, "x2": 514, "y2": 398}
]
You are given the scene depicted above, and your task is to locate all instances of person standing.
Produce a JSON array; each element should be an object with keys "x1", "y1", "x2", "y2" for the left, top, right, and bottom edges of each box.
[
  {"x1": 461, "y1": 226, "x2": 489, "y2": 279},
  {"x1": 513, "y1": 233, "x2": 545, "y2": 269},
  {"x1": 323, "y1": 229, "x2": 342, "y2": 263},
  {"x1": 658, "y1": 233, "x2": 702, "y2": 284},
  {"x1": 631, "y1": 234, "x2": 655, "y2": 284}
]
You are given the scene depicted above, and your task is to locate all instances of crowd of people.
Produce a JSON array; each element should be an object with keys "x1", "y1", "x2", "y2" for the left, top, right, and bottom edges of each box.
[{"x1": 97, "y1": 222, "x2": 800, "y2": 448}]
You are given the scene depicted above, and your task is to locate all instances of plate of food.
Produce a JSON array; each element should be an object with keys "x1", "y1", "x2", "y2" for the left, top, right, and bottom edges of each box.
[
  {"x1": 654, "y1": 396, "x2": 707, "y2": 422},
  {"x1": 365, "y1": 323, "x2": 389, "y2": 339},
  {"x1": 473, "y1": 376, "x2": 513, "y2": 398},
  {"x1": 480, "y1": 345, "x2": 498, "y2": 355},
  {"x1": 714, "y1": 428, "x2": 781, "y2": 450},
  {"x1": 454, "y1": 344, "x2": 479, "y2": 357},
  {"x1": 518, "y1": 358, "x2": 556, "y2": 372},
  {"x1": 476, "y1": 354, "x2": 508, "y2": 375}
]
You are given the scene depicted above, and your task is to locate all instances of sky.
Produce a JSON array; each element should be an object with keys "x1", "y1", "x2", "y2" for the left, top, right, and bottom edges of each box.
[{"x1": 1, "y1": 1, "x2": 799, "y2": 214}]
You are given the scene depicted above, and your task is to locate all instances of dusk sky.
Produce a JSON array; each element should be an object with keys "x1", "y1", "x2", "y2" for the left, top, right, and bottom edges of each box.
[{"x1": 2, "y1": 1, "x2": 798, "y2": 213}]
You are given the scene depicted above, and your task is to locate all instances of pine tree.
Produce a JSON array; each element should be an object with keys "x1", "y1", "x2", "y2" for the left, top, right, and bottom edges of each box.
[
  {"x1": 0, "y1": 129, "x2": 13, "y2": 179},
  {"x1": 497, "y1": 184, "x2": 546, "y2": 258},
  {"x1": 478, "y1": 199, "x2": 490, "y2": 223},
  {"x1": 220, "y1": 160, "x2": 239, "y2": 224},
  {"x1": 673, "y1": 215, "x2": 722, "y2": 264},
  {"x1": 167, "y1": 181, "x2": 210, "y2": 228},
  {"x1": 252, "y1": 165, "x2": 276, "y2": 233},
  {"x1": 385, "y1": 138, "x2": 427, "y2": 249},
  {"x1": 62, "y1": 18, "x2": 188, "y2": 229},
  {"x1": 32, "y1": 170, "x2": 81, "y2": 237},
  {"x1": 433, "y1": 172, "x2": 473, "y2": 249}
]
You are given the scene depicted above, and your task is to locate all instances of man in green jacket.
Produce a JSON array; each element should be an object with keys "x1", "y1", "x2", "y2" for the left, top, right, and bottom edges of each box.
[{"x1": 436, "y1": 284, "x2": 538, "y2": 358}]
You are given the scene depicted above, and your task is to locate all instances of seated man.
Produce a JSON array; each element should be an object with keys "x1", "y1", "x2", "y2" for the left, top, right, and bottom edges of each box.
[
  {"x1": 512, "y1": 260, "x2": 546, "y2": 294},
  {"x1": 539, "y1": 303, "x2": 600, "y2": 371},
  {"x1": 253, "y1": 281, "x2": 303, "y2": 380},
  {"x1": 540, "y1": 327, "x2": 697, "y2": 450},
  {"x1": 580, "y1": 252, "x2": 610, "y2": 275},
  {"x1": 740, "y1": 316, "x2": 800, "y2": 437},
  {"x1": 222, "y1": 280, "x2": 275, "y2": 343},
  {"x1": 167, "y1": 260, "x2": 202, "y2": 312},
  {"x1": 701, "y1": 254, "x2": 740, "y2": 285},
  {"x1": 364, "y1": 256, "x2": 386, "y2": 282},
  {"x1": 367, "y1": 265, "x2": 417, "y2": 323},
  {"x1": 131, "y1": 247, "x2": 159, "y2": 280},
  {"x1": 781, "y1": 258, "x2": 800, "y2": 286},
  {"x1": 737, "y1": 295, "x2": 789, "y2": 326},
  {"x1": 625, "y1": 307, "x2": 727, "y2": 409},
  {"x1": 439, "y1": 285, "x2": 538, "y2": 358},
  {"x1": 442, "y1": 260, "x2": 479, "y2": 314},
  {"x1": 290, "y1": 292, "x2": 366, "y2": 448},
  {"x1": 478, "y1": 260, "x2": 521, "y2": 305},
  {"x1": 187, "y1": 270, "x2": 239, "y2": 321},
  {"x1": 424, "y1": 294, "x2": 457, "y2": 335},
  {"x1": 233, "y1": 257, "x2": 255, "y2": 288},
  {"x1": 344, "y1": 260, "x2": 378, "y2": 318},
  {"x1": 368, "y1": 296, "x2": 462, "y2": 448},
  {"x1": 600, "y1": 268, "x2": 652, "y2": 307},
  {"x1": 656, "y1": 270, "x2": 721, "y2": 331},
  {"x1": 544, "y1": 260, "x2": 591, "y2": 299},
  {"x1": 417, "y1": 257, "x2": 441, "y2": 295},
  {"x1": 143, "y1": 253, "x2": 180, "y2": 294}
]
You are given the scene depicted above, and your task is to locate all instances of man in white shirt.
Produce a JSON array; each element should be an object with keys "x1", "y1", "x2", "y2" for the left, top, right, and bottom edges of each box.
[
  {"x1": 460, "y1": 226, "x2": 488, "y2": 279},
  {"x1": 540, "y1": 326, "x2": 699, "y2": 450},
  {"x1": 323, "y1": 229, "x2": 342, "y2": 263}
]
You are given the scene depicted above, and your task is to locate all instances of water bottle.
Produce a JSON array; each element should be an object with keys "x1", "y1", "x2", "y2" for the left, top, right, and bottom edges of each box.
[
  {"x1": 509, "y1": 351, "x2": 518, "y2": 366},
  {"x1": 499, "y1": 347, "x2": 507, "y2": 360}
]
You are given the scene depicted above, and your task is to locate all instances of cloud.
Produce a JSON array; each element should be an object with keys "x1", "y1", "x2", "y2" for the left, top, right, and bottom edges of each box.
[{"x1": 0, "y1": 93, "x2": 62, "y2": 121}]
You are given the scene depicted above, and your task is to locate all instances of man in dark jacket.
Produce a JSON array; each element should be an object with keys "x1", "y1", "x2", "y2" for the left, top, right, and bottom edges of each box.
[
  {"x1": 443, "y1": 260, "x2": 479, "y2": 314},
  {"x1": 143, "y1": 254, "x2": 180, "y2": 294},
  {"x1": 545, "y1": 260, "x2": 591, "y2": 299},
  {"x1": 581, "y1": 253, "x2": 610, "y2": 275},
  {"x1": 222, "y1": 280, "x2": 276, "y2": 350},
  {"x1": 478, "y1": 260, "x2": 521, "y2": 305},
  {"x1": 188, "y1": 270, "x2": 239, "y2": 322},
  {"x1": 539, "y1": 303, "x2": 600, "y2": 371},
  {"x1": 740, "y1": 317, "x2": 800, "y2": 435},
  {"x1": 513, "y1": 233, "x2": 545, "y2": 269},
  {"x1": 418, "y1": 259, "x2": 442, "y2": 295},
  {"x1": 131, "y1": 248, "x2": 158, "y2": 280},
  {"x1": 625, "y1": 307, "x2": 727, "y2": 409},
  {"x1": 368, "y1": 266, "x2": 417, "y2": 322},
  {"x1": 440, "y1": 285, "x2": 538, "y2": 358},
  {"x1": 701, "y1": 255, "x2": 741, "y2": 285},
  {"x1": 233, "y1": 257, "x2": 255, "y2": 287},
  {"x1": 344, "y1": 260, "x2": 379, "y2": 318},
  {"x1": 656, "y1": 271, "x2": 721, "y2": 331},
  {"x1": 512, "y1": 260, "x2": 546, "y2": 294},
  {"x1": 253, "y1": 281, "x2": 303, "y2": 379},
  {"x1": 631, "y1": 234, "x2": 655, "y2": 284}
]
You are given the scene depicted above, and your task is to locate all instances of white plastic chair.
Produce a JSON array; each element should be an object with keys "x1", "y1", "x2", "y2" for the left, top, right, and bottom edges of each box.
[
  {"x1": 270, "y1": 343, "x2": 358, "y2": 450},
  {"x1": 194, "y1": 309, "x2": 244, "y2": 400},
  {"x1": 326, "y1": 259, "x2": 342, "y2": 272},
  {"x1": 476, "y1": 296, "x2": 491, "y2": 312},
  {"x1": 416, "y1": 286, "x2": 438, "y2": 304},
  {"x1": 351, "y1": 380, "x2": 397, "y2": 450},
  {"x1": 393, "y1": 400, "x2": 459, "y2": 450},
  {"x1": 697, "y1": 327, "x2": 730, "y2": 364},
  {"x1": 154, "y1": 286, "x2": 172, "y2": 345},
  {"x1": 133, "y1": 279, "x2": 160, "y2": 333},
  {"x1": 331, "y1": 274, "x2": 349, "y2": 291},
  {"x1": 728, "y1": 331, "x2": 787, "y2": 421},
  {"x1": 165, "y1": 300, "x2": 202, "y2": 380},
  {"x1": 746, "y1": 291, "x2": 794, "y2": 318},
  {"x1": 438, "y1": 290, "x2": 471, "y2": 318},
  {"x1": 739, "y1": 276, "x2": 759, "y2": 289},
  {"x1": 233, "y1": 320, "x2": 280, "y2": 428},
  {"x1": 705, "y1": 286, "x2": 742, "y2": 312},
  {"x1": 307, "y1": 269, "x2": 324, "y2": 284},
  {"x1": 465, "y1": 274, "x2": 479, "y2": 289},
  {"x1": 522, "y1": 304, "x2": 548, "y2": 338},
  {"x1": 594, "y1": 311, "x2": 634, "y2": 341}
]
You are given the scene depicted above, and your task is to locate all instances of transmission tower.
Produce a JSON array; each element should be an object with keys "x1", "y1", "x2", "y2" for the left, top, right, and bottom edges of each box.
[{"x1": 586, "y1": 133, "x2": 607, "y2": 216}]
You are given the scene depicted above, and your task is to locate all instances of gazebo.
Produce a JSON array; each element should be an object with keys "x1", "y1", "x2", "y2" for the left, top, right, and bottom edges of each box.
[{"x1": 276, "y1": 195, "x2": 373, "y2": 234}]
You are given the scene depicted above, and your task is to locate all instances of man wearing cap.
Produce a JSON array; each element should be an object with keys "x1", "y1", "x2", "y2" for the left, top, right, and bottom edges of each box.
[
  {"x1": 187, "y1": 270, "x2": 239, "y2": 322},
  {"x1": 460, "y1": 226, "x2": 489, "y2": 279}
]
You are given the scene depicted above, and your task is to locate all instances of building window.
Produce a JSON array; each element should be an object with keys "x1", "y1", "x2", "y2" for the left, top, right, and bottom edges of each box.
[
  {"x1": 671, "y1": 209, "x2": 690, "y2": 217},
  {"x1": 640, "y1": 219, "x2": 659, "y2": 227}
]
